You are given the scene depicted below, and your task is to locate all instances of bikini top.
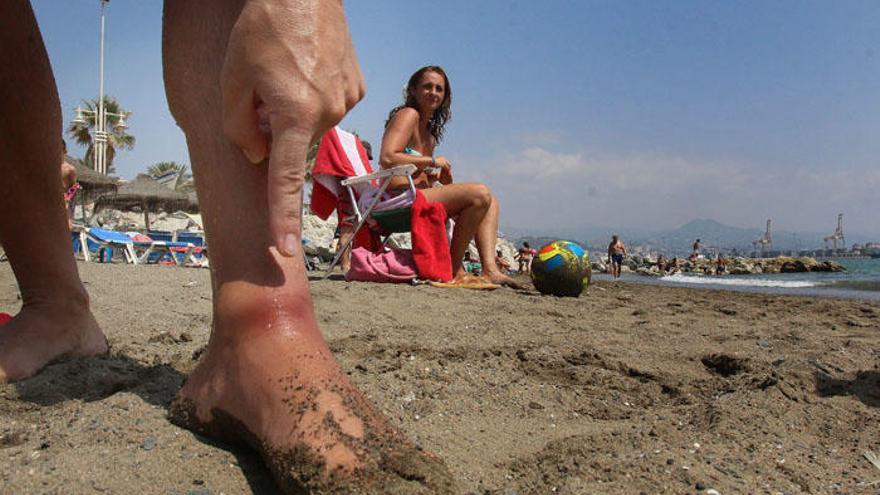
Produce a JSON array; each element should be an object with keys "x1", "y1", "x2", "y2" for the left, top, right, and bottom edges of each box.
[{"x1": 403, "y1": 147, "x2": 440, "y2": 176}]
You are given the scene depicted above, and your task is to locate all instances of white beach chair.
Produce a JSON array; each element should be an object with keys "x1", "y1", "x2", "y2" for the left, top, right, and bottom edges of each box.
[{"x1": 311, "y1": 127, "x2": 419, "y2": 277}]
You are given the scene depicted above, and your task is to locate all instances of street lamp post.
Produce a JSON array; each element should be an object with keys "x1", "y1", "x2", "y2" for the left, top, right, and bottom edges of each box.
[
  {"x1": 73, "y1": 0, "x2": 128, "y2": 175},
  {"x1": 73, "y1": 105, "x2": 126, "y2": 175}
]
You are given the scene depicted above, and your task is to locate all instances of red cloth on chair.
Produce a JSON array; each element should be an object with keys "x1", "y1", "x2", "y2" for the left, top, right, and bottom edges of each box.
[
  {"x1": 311, "y1": 127, "x2": 373, "y2": 220},
  {"x1": 410, "y1": 190, "x2": 452, "y2": 282}
]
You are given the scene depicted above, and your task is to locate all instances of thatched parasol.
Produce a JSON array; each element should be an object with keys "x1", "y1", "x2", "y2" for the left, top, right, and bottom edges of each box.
[
  {"x1": 94, "y1": 174, "x2": 190, "y2": 231},
  {"x1": 65, "y1": 157, "x2": 118, "y2": 224},
  {"x1": 70, "y1": 160, "x2": 118, "y2": 192}
]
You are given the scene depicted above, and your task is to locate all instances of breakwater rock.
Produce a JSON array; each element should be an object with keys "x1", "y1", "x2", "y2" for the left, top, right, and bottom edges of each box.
[{"x1": 590, "y1": 255, "x2": 846, "y2": 277}]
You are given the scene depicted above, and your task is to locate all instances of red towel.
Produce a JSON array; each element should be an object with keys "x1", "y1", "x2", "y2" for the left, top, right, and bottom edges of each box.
[
  {"x1": 311, "y1": 127, "x2": 373, "y2": 220},
  {"x1": 410, "y1": 190, "x2": 452, "y2": 282},
  {"x1": 0, "y1": 312, "x2": 12, "y2": 326}
]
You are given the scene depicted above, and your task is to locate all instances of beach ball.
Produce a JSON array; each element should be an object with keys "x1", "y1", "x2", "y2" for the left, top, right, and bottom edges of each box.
[{"x1": 530, "y1": 241, "x2": 590, "y2": 297}]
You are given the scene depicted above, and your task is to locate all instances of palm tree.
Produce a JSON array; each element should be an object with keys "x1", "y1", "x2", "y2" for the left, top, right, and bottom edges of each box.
[
  {"x1": 146, "y1": 161, "x2": 194, "y2": 193},
  {"x1": 67, "y1": 96, "x2": 135, "y2": 175}
]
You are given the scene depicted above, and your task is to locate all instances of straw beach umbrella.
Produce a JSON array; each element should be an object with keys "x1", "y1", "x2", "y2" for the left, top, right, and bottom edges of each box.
[
  {"x1": 70, "y1": 159, "x2": 118, "y2": 192},
  {"x1": 94, "y1": 174, "x2": 190, "y2": 231},
  {"x1": 66, "y1": 157, "x2": 119, "y2": 223}
]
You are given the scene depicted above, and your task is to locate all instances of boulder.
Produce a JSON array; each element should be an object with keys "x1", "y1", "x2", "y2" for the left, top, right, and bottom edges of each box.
[
  {"x1": 780, "y1": 259, "x2": 808, "y2": 273},
  {"x1": 817, "y1": 260, "x2": 846, "y2": 272},
  {"x1": 796, "y1": 256, "x2": 820, "y2": 271},
  {"x1": 635, "y1": 267, "x2": 661, "y2": 277}
]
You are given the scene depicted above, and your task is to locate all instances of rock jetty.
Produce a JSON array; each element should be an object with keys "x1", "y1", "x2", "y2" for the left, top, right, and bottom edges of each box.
[{"x1": 591, "y1": 255, "x2": 846, "y2": 277}]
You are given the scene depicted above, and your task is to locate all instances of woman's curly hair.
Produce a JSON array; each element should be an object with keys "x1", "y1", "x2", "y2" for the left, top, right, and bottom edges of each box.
[{"x1": 384, "y1": 65, "x2": 452, "y2": 143}]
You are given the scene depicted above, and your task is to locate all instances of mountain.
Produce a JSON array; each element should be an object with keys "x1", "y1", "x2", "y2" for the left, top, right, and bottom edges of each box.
[
  {"x1": 630, "y1": 219, "x2": 761, "y2": 255},
  {"x1": 506, "y1": 218, "x2": 879, "y2": 255}
]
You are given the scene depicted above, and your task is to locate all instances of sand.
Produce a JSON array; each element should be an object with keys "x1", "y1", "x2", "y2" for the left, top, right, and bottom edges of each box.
[{"x1": 1, "y1": 261, "x2": 879, "y2": 494}]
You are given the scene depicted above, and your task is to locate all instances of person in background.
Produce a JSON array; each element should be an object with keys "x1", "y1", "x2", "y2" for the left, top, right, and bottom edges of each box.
[
  {"x1": 715, "y1": 253, "x2": 727, "y2": 275},
  {"x1": 515, "y1": 241, "x2": 533, "y2": 274},
  {"x1": 656, "y1": 254, "x2": 667, "y2": 273},
  {"x1": 60, "y1": 140, "x2": 79, "y2": 230},
  {"x1": 379, "y1": 65, "x2": 519, "y2": 289},
  {"x1": 495, "y1": 249, "x2": 511, "y2": 274},
  {"x1": 607, "y1": 234, "x2": 627, "y2": 279},
  {"x1": 691, "y1": 238, "x2": 701, "y2": 261}
]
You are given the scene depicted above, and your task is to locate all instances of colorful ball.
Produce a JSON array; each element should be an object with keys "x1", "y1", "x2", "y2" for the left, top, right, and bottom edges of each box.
[{"x1": 530, "y1": 241, "x2": 591, "y2": 297}]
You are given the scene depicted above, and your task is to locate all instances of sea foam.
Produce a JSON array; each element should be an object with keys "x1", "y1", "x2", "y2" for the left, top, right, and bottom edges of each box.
[{"x1": 660, "y1": 274, "x2": 818, "y2": 288}]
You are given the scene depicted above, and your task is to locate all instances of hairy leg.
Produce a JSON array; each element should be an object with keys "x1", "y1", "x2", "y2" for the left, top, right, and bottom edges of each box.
[
  {"x1": 0, "y1": 0, "x2": 107, "y2": 383},
  {"x1": 162, "y1": 2, "x2": 454, "y2": 492},
  {"x1": 421, "y1": 182, "x2": 490, "y2": 278}
]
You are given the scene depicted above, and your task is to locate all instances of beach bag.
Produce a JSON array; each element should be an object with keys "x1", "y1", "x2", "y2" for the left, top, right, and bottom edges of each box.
[{"x1": 345, "y1": 247, "x2": 418, "y2": 283}]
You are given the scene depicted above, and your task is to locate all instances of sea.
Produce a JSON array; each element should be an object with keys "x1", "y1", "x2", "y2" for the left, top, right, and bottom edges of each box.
[{"x1": 595, "y1": 258, "x2": 880, "y2": 301}]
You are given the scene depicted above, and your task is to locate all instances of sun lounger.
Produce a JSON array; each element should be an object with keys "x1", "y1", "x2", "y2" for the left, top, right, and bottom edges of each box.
[
  {"x1": 125, "y1": 232, "x2": 201, "y2": 267},
  {"x1": 76, "y1": 227, "x2": 138, "y2": 263}
]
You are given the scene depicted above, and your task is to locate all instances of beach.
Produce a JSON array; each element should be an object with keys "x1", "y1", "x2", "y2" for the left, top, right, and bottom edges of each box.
[{"x1": 1, "y1": 261, "x2": 879, "y2": 494}]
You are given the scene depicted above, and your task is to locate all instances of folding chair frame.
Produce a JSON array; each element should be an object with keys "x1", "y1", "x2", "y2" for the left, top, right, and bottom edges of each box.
[{"x1": 323, "y1": 164, "x2": 417, "y2": 277}]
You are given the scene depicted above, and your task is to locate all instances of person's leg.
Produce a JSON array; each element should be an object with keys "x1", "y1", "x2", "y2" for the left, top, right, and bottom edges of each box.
[
  {"x1": 472, "y1": 194, "x2": 520, "y2": 287},
  {"x1": 336, "y1": 206, "x2": 355, "y2": 272},
  {"x1": 0, "y1": 1, "x2": 107, "y2": 383},
  {"x1": 162, "y1": 2, "x2": 453, "y2": 493},
  {"x1": 421, "y1": 182, "x2": 491, "y2": 278},
  {"x1": 338, "y1": 227, "x2": 353, "y2": 272}
]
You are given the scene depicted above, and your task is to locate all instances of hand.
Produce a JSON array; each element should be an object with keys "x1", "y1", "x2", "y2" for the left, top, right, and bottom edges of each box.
[
  {"x1": 221, "y1": 0, "x2": 365, "y2": 256},
  {"x1": 433, "y1": 156, "x2": 453, "y2": 184},
  {"x1": 433, "y1": 156, "x2": 452, "y2": 172}
]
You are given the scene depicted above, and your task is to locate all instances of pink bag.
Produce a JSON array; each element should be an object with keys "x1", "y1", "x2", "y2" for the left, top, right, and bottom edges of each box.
[{"x1": 345, "y1": 247, "x2": 418, "y2": 283}]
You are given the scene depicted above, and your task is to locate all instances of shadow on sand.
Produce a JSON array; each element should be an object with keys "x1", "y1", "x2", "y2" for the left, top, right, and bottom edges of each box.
[
  {"x1": 8, "y1": 352, "x2": 278, "y2": 494},
  {"x1": 815, "y1": 370, "x2": 880, "y2": 408}
]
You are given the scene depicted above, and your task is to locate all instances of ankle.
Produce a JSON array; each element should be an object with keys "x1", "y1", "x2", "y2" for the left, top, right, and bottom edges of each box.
[
  {"x1": 20, "y1": 285, "x2": 90, "y2": 316},
  {"x1": 211, "y1": 282, "x2": 320, "y2": 342}
]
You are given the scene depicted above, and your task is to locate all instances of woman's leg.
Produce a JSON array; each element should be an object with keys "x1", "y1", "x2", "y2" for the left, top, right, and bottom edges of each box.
[
  {"x1": 421, "y1": 183, "x2": 491, "y2": 278},
  {"x1": 162, "y1": 2, "x2": 453, "y2": 493},
  {"x1": 472, "y1": 194, "x2": 519, "y2": 286},
  {"x1": 423, "y1": 185, "x2": 519, "y2": 286},
  {"x1": 0, "y1": 0, "x2": 107, "y2": 383}
]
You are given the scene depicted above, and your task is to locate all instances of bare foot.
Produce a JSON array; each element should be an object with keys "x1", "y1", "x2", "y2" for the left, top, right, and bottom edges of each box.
[
  {"x1": 169, "y1": 289, "x2": 456, "y2": 494},
  {"x1": 482, "y1": 268, "x2": 524, "y2": 290},
  {"x1": 0, "y1": 296, "x2": 108, "y2": 383}
]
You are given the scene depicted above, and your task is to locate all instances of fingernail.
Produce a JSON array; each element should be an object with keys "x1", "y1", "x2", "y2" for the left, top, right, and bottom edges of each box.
[
  {"x1": 242, "y1": 147, "x2": 263, "y2": 164},
  {"x1": 279, "y1": 233, "x2": 297, "y2": 257}
]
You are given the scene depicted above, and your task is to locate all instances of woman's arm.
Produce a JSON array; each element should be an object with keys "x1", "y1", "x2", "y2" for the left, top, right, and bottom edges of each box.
[{"x1": 379, "y1": 108, "x2": 434, "y2": 170}]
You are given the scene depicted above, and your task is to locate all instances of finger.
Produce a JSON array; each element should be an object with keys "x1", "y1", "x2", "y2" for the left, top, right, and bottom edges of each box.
[
  {"x1": 265, "y1": 116, "x2": 312, "y2": 257},
  {"x1": 221, "y1": 77, "x2": 269, "y2": 164}
]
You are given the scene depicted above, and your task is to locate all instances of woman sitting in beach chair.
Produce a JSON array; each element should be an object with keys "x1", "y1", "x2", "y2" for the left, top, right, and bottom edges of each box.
[{"x1": 380, "y1": 66, "x2": 519, "y2": 288}]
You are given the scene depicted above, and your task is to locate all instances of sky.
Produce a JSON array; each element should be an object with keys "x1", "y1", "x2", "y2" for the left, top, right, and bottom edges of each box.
[{"x1": 31, "y1": 0, "x2": 880, "y2": 238}]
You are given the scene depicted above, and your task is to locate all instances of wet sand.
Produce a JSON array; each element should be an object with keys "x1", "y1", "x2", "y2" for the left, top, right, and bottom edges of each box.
[{"x1": 1, "y1": 261, "x2": 879, "y2": 494}]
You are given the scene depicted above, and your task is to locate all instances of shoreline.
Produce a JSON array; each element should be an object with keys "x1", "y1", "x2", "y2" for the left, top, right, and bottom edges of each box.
[
  {"x1": 2, "y1": 261, "x2": 879, "y2": 493},
  {"x1": 597, "y1": 272, "x2": 880, "y2": 301}
]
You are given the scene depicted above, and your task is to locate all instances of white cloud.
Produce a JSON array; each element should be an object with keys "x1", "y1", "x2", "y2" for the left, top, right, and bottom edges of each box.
[
  {"x1": 453, "y1": 146, "x2": 880, "y2": 237},
  {"x1": 519, "y1": 130, "x2": 565, "y2": 147}
]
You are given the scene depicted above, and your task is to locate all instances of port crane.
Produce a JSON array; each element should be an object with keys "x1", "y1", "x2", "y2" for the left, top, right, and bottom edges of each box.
[
  {"x1": 823, "y1": 213, "x2": 845, "y2": 250},
  {"x1": 752, "y1": 219, "x2": 772, "y2": 256}
]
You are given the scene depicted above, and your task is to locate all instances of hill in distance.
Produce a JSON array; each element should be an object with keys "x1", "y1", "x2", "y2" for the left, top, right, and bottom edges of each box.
[{"x1": 505, "y1": 218, "x2": 878, "y2": 255}]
